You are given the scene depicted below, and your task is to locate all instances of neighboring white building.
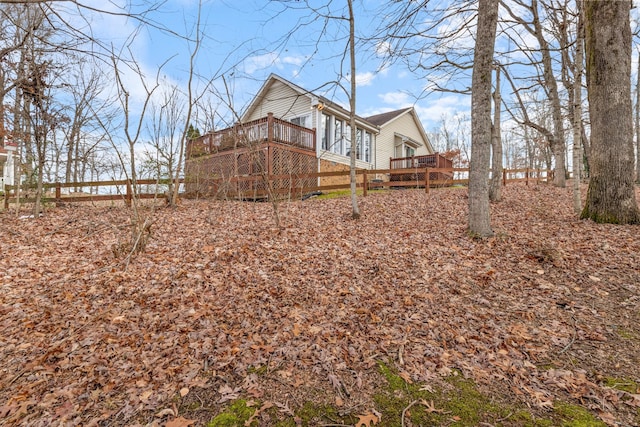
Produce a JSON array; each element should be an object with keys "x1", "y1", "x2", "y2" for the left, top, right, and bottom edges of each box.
[{"x1": 0, "y1": 138, "x2": 17, "y2": 193}]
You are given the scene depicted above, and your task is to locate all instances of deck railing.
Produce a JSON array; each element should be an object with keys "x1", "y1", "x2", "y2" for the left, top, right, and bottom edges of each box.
[
  {"x1": 389, "y1": 153, "x2": 453, "y2": 170},
  {"x1": 187, "y1": 113, "x2": 316, "y2": 158}
]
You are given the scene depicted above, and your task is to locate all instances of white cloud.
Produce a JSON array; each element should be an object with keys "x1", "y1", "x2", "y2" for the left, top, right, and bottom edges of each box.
[
  {"x1": 242, "y1": 52, "x2": 308, "y2": 75},
  {"x1": 282, "y1": 55, "x2": 306, "y2": 66},
  {"x1": 243, "y1": 52, "x2": 280, "y2": 75},
  {"x1": 414, "y1": 95, "x2": 470, "y2": 129},
  {"x1": 378, "y1": 91, "x2": 410, "y2": 106},
  {"x1": 356, "y1": 71, "x2": 376, "y2": 87}
]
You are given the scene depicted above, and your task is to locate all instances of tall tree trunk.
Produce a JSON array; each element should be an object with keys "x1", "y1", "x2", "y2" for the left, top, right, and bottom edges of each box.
[
  {"x1": 582, "y1": 0, "x2": 640, "y2": 223},
  {"x1": 572, "y1": 0, "x2": 584, "y2": 214},
  {"x1": 531, "y1": 0, "x2": 566, "y2": 187},
  {"x1": 348, "y1": 0, "x2": 360, "y2": 219},
  {"x1": 489, "y1": 64, "x2": 502, "y2": 202},
  {"x1": 468, "y1": 0, "x2": 498, "y2": 237},
  {"x1": 636, "y1": 47, "x2": 640, "y2": 183}
]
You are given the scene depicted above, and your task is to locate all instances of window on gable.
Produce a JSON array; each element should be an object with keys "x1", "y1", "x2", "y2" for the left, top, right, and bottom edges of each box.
[{"x1": 290, "y1": 114, "x2": 310, "y2": 128}]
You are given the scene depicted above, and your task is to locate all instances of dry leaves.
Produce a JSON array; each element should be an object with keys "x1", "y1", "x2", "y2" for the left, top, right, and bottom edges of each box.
[
  {"x1": 0, "y1": 184, "x2": 639, "y2": 425},
  {"x1": 356, "y1": 413, "x2": 380, "y2": 426},
  {"x1": 165, "y1": 416, "x2": 195, "y2": 427}
]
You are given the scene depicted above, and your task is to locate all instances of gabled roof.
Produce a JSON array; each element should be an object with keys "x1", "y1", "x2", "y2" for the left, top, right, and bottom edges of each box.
[
  {"x1": 241, "y1": 74, "x2": 313, "y2": 122},
  {"x1": 241, "y1": 73, "x2": 379, "y2": 133},
  {"x1": 366, "y1": 107, "x2": 434, "y2": 153},
  {"x1": 365, "y1": 107, "x2": 413, "y2": 127}
]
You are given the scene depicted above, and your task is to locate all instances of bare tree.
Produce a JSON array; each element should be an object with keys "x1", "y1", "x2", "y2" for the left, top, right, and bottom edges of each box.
[
  {"x1": 347, "y1": 0, "x2": 360, "y2": 219},
  {"x1": 170, "y1": 3, "x2": 204, "y2": 207},
  {"x1": 636, "y1": 46, "x2": 640, "y2": 184},
  {"x1": 469, "y1": 0, "x2": 499, "y2": 238},
  {"x1": 105, "y1": 51, "x2": 165, "y2": 260},
  {"x1": 0, "y1": 0, "x2": 190, "y2": 208},
  {"x1": 376, "y1": 0, "x2": 477, "y2": 95},
  {"x1": 501, "y1": 0, "x2": 567, "y2": 187},
  {"x1": 581, "y1": 0, "x2": 639, "y2": 224},
  {"x1": 63, "y1": 61, "x2": 111, "y2": 188},
  {"x1": 571, "y1": 0, "x2": 584, "y2": 214},
  {"x1": 141, "y1": 83, "x2": 185, "y2": 199},
  {"x1": 489, "y1": 64, "x2": 502, "y2": 202},
  {"x1": 4, "y1": 3, "x2": 62, "y2": 216}
]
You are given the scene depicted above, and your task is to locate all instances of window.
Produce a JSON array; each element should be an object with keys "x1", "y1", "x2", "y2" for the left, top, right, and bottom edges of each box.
[
  {"x1": 364, "y1": 132, "x2": 372, "y2": 163},
  {"x1": 290, "y1": 114, "x2": 310, "y2": 128},
  {"x1": 321, "y1": 113, "x2": 331, "y2": 150},
  {"x1": 289, "y1": 114, "x2": 311, "y2": 146},
  {"x1": 333, "y1": 118, "x2": 343, "y2": 154},
  {"x1": 356, "y1": 129, "x2": 362, "y2": 160},
  {"x1": 345, "y1": 125, "x2": 352, "y2": 156},
  {"x1": 405, "y1": 146, "x2": 415, "y2": 158}
]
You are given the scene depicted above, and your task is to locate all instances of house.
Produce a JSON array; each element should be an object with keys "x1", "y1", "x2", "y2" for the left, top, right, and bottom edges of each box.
[
  {"x1": 0, "y1": 136, "x2": 17, "y2": 193},
  {"x1": 185, "y1": 73, "x2": 451, "y2": 196}
]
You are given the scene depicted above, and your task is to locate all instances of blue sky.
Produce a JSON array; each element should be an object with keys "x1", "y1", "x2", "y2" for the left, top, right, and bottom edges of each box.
[{"x1": 105, "y1": 0, "x2": 472, "y2": 134}]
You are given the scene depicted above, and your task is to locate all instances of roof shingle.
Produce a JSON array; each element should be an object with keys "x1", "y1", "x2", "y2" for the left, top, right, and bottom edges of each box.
[{"x1": 365, "y1": 107, "x2": 412, "y2": 126}]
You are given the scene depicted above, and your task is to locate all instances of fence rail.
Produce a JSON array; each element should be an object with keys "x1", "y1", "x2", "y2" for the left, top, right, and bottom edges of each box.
[
  {"x1": 3, "y1": 178, "x2": 182, "y2": 209},
  {"x1": 3, "y1": 168, "x2": 552, "y2": 208}
]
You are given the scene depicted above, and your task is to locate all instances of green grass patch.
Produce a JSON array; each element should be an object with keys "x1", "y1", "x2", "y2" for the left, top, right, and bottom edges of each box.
[
  {"x1": 603, "y1": 377, "x2": 639, "y2": 394},
  {"x1": 373, "y1": 362, "x2": 526, "y2": 426},
  {"x1": 207, "y1": 399, "x2": 255, "y2": 427},
  {"x1": 205, "y1": 363, "x2": 611, "y2": 427},
  {"x1": 294, "y1": 401, "x2": 351, "y2": 426},
  {"x1": 553, "y1": 402, "x2": 607, "y2": 427}
]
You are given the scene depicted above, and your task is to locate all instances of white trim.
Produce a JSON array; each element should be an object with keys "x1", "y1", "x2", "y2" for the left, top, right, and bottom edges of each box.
[
  {"x1": 319, "y1": 150, "x2": 373, "y2": 169},
  {"x1": 394, "y1": 132, "x2": 422, "y2": 148}
]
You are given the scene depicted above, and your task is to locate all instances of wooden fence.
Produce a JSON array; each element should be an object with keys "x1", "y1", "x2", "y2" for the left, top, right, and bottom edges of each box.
[
  {"x1": 2, "y1": 179, "x2": 181, "y2": 209},
  {"x1": 2, "y1": 167, "x2": 552, "y2": 208}
]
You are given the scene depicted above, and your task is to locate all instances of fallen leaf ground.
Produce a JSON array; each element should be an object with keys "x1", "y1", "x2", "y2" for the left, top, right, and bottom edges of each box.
[{"x1": 1, "y1": 184, "x2": 639, "y2": 427}]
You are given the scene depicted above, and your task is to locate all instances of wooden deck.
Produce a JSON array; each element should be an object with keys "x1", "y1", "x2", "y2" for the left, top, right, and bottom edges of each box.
[
  {"x1": 186, "y1": 113, "x2": 316, "y2": 159},
  {"x1": 389, "y1": 153, "x2": 454, "y2": 185},
  {"x1": 184, "y1": 113, "x2": 318, "y2": 198},
  {"x1": 389, "y1": 153, "x2": 452, "y2": 170}
]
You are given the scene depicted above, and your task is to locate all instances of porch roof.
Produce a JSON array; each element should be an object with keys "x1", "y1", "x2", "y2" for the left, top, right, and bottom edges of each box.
[{"x1": 394, "y1": 132, "x2": 423, "y2": 148}]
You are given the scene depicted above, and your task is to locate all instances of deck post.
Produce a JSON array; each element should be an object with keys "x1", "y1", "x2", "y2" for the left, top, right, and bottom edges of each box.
[
  {"x1": 267, "y1": 113, "x2": 274, "y2": 143},
  {"x1": 55, "y1": 183, "x2": 61, "y2": 201},
  {"x1": 363, "y1": 170, "x2": 368, "y2": 197},
  {"x1": 425, "y1": 168, "x2": 430, "y2": 193}
]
